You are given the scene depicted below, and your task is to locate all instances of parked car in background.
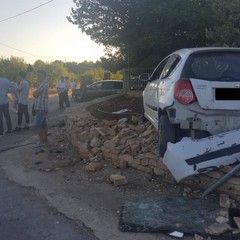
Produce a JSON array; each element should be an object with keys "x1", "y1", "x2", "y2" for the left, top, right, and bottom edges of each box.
[
  {"x1": 72, "y1": 80, "x2": 123, "y2": 102},
  {"x1": 140, "y1": 47, "x2": 240, "y2": 157}
]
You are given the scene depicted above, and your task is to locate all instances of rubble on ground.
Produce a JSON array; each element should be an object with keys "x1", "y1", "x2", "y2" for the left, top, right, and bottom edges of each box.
[{"x1": 62, "y1": 96, "x2": 240, "y2": 238}]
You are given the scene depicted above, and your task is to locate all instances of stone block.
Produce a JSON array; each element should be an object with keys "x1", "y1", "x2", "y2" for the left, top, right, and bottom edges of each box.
[
  {"x1": 194, "y1": 234, "x2": 204, "y2": 240},
  {"x1": 85, "y1": 162, "x2": 102, "y2": 172},
  {"x1": 101, "y1": 126, "x2": 116, "y2": 137},
  {"x1": 118, "y1": 154, "x2": 133, "y2": 167},
  {"x1": 215, "y1": 216, "x2": 228, "y2": 224},
  {"x1": 137, "y1": 165, "x2": 152, "y2": 173},
  {"x1": 205, "y1": 223, "x2": 230, "y2": 236},
  {"x1": 79, "y1": 131, "x2": 92, "y2": 143},
  {"x1": 153, "y1": 167, "x2": 166, "y2": 176},
  {"x1": 102, "y1": 151, "x2": 118, "y2": 162},
  {"x1": 89, "y1": 137, "x2": 101, "y2": 148},
  {"x1": 95, "y1": 127, "x2": 106, "y2": 136},
  {"x1": 135, "y1": 125, "x2": 146, "y2": 134},
  {"x1": 219, "y1": 194, "x2": 231, "y2": 208},
  {"x1": 206, "y1": 171, "x2": 223, "y2": 179},
  {"x1": 109, "y1": 174, "x2": 127, "y2": 186},
  {"x1": 130, "y1": 158, "x2": 141, "y2": 168},
  {"x1": 102, "y1": 119, "x2": 117, "y2": 127},
  {"x1": 118, "y1": 159, "x2": 127, "y2": 169},
  {"x1": 140, "y1": 128, "x2": 154, "y2": 138},
  {"x1": 89, "y1": 128, "x2": 101, "y2": 138},
  {"x1": 141, "y1": 158, "x2": 149, "y2": 166},
  {"x1": 233, "y1": 217, "x2": 240, "y2": 229},
  {"x1": 102, "y1": 140, "x2": 117, "y2": 148},
  {"x1": 118, "y1": 130, "x2": 130, "y2": 138},
  {"x1": 149, "y1": 159, "x2": 158, "y2": 167},
  {"x1": 127, "y1": 139, "x2": 141, "y2": 153},
  {"x1": 131, "y1": 116, "x2": 140, "y2": 125},
  {"x1": 77, "y1": 142, "x2": 89, "y2": 158},
  {"x1": 225, "y1": 177, "x2": 240, "y2": 185},
  {"x1": 117, "y1": 123, "x2": 128, "y2": 130}
]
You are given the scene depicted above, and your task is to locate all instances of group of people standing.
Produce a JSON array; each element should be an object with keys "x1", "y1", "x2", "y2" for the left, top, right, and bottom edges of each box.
[
  {"x1": 0, "y1": 71, "x2": 30, "y2": 136},
  {"x1": 56, "y1": 76, "x2": 76, "y2": 110},
  {"x1": 0, "y1": 70, "x2": 48, "y2": 148}
]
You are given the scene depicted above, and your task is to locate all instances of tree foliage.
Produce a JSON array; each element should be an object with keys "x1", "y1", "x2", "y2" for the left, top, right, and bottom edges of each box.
[
  {"x1": 69, "y1": 0, "x2": 216, "y2": 69},
  {"x1": 206, "y1": 0, "x2": 240, "y2": 47},
  {"x1": 0, "y1": 57, "x2": 112, "y2": 88},
  {"x1": 0, "y1": 57, "x2": 26, "y2": 80}
]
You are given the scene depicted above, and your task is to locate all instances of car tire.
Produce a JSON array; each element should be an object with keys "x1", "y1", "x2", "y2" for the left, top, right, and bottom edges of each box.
[{"x1": 158, "y1": 114, "x2": 176, "y2": 157}]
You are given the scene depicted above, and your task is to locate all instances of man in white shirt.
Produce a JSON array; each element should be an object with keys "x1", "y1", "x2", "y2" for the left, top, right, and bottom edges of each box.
[
  {"x1": 56, "y1": 76, "x2": 70, "y2": 109},
  {"x1": 13, "y1": 71, "x2": 30, "y2": 131}
]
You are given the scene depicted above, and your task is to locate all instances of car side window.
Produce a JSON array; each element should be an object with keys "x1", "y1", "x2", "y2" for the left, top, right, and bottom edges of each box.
[
  {"x1": 150, "y1": 57, "x2": 169, "y2": 81},
  {"x1": 161, "y1": 54, "x2": 180, "y2": 79},
  {"x1": 90, "y1": 82, "x2": 102, "y2": 89},
  {"x1": 102, "y1": 82, "x2": 114, "y2": 89}
]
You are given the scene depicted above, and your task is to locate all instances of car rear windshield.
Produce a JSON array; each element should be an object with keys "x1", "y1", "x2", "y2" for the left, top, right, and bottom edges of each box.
[{"x1": 182, "y1": 51, "x2": 240, "y2": 81}]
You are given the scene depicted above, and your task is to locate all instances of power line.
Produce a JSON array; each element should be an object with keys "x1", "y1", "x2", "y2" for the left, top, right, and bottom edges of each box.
[
  {"x1": 0, "y1": 42, "x2": 48, "y2": 60},
  {"x1": 0, "y1": 0, "x2": 54, "y2": 23},
  {"x1": 0, "y1": 42, "x2": 97, "y2": 64}
]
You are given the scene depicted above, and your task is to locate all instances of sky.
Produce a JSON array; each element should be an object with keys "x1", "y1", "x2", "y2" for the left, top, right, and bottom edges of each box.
[{"x1": 0, "y1": 0, "x2": 105, "y2": 64}]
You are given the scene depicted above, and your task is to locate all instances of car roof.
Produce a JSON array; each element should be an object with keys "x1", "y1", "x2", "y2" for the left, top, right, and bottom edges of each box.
[
  {"x1": 91, "y1": 80, "x2": 123, "y2": 84},
  {"x1": 98, "y1": 80, "x2": 122, "y2": 82},
  {"x1": 173, "y1": 47, "x2": 240, "y2": 56}
]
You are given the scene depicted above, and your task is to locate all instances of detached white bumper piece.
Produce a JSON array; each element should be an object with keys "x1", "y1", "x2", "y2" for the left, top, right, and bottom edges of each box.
[{"x1": 163, "y1": 129, "x2": 240, "y2": 182}]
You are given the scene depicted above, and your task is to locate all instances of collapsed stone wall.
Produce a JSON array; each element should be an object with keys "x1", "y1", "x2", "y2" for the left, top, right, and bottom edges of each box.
[{"x1": 64, "y1": 95, "x2": 240, "y2": 201}]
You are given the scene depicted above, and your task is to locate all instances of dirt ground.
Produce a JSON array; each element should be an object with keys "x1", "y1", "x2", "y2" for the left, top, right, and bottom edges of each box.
[
  {"x1": 11, "y1": 94, "x2": 236, "y2": 240},
  {"x1": 2, "y1": 93, "x2": 238, "y2": 240}
]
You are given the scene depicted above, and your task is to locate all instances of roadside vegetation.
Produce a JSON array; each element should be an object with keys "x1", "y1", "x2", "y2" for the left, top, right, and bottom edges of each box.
[
  {"x1": 0, "y1": 57, "x2": 122, "y2": 88},
  {"x1": 1, "y1": 0, "x2": 240, "y2": 88}
]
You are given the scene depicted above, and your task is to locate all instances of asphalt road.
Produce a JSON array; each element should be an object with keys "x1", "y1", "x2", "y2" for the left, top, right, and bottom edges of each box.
[
  {"x1": 0, "y1": 168, "x2": 98, "y2": 240},
  {"x1": 0, "y1": 96, "x2": 98, "y2": 240}
]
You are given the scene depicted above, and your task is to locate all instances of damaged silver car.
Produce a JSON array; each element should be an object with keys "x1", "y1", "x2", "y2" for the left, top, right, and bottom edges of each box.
[{"x1": 140, "y1": 48, "x2": 240, "y2": 158}]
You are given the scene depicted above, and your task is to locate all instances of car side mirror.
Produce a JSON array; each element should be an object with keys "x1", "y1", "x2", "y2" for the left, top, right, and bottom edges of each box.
[{"x1": 139, "y1": 73, "x2": 151, "y2": 81}]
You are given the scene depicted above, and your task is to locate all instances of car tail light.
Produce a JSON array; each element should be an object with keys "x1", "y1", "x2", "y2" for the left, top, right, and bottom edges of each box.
[{"x1": 174, "y1": 79, "x2": 197, "y2": 105}]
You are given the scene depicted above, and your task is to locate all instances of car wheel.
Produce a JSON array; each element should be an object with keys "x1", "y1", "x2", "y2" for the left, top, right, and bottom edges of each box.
[{"x1": 158, "y1": 114, "x2": 176, "y2": 157}]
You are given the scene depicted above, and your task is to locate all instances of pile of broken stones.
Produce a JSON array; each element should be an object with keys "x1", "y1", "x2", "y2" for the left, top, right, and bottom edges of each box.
[{"x1": 61, "y1": 97, "x2": 240, "y2": 239}]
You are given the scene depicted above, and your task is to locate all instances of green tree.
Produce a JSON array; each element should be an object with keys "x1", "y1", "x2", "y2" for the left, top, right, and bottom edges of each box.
[
  {"x1": 0, "y1": 57, "x2": 26, "y2": 80},
  {"x1": 46, "y1": 61, "x2": 69, "y2": 87},
  {"x1": 31, "y1": 60, "x2": 69, "y2": 87},
  {"x1": 69, "y1": 0, "x2": 215, "y2": 70},
  {"x1": 65, "y1": 61, "x2": 100, "y2": 75},
  {"x1": 206, "y1": 0, "x2": 240, "y2": 46},
  {"x1": 80, "y1": 67, "x2": 105, "y2": 82}
]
